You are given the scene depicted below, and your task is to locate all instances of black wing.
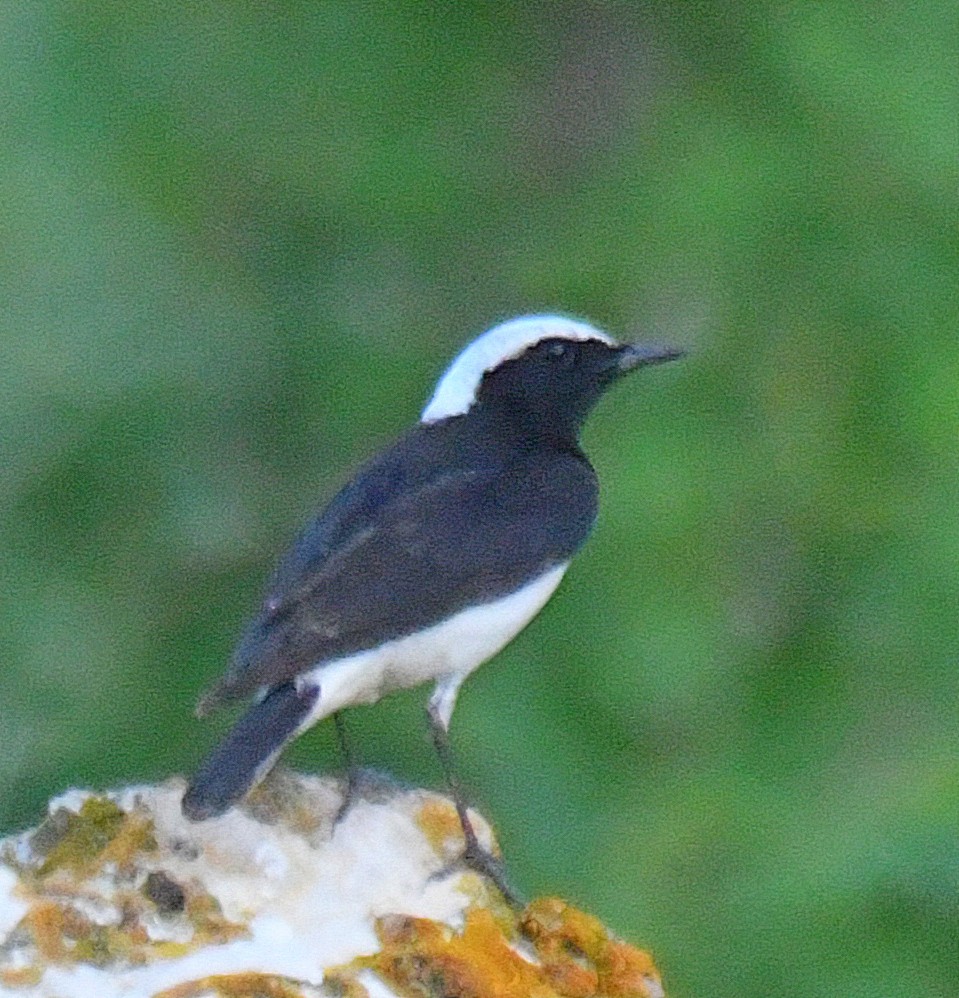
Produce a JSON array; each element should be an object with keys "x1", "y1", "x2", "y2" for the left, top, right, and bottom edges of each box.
[{"x1": 199, "y1": 433, "x2": 597, "y2": 710}]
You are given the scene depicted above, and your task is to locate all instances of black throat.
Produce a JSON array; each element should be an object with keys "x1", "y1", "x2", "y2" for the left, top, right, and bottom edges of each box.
[{"x1": 465, "y1": 336, "x2": 629, "y2": 454}]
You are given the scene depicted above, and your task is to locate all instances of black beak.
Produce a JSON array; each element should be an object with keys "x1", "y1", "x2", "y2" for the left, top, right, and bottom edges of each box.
[{"x1": 616, "y1": 342, "x2": 686, "y2": 373}]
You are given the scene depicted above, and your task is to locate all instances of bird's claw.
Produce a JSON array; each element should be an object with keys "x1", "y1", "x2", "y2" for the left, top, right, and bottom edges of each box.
[{"x1": 461, "y1": 838, "x2": 524, "y2": 907}]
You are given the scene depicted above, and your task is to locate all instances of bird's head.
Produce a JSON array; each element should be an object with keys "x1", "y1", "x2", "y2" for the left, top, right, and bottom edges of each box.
[{"x1": 421, "y1": 314, "x2": 683, "y2": 437}]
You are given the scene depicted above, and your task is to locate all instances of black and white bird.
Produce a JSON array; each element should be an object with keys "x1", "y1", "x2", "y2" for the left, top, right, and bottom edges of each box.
[{"x1": 182, "y1": 314, "x2": 681, "y2": 876}]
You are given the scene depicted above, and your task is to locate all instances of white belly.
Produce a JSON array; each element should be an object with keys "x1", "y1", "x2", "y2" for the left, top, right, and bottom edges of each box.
[{"x1": 295, "y1": 562, "x2": 568, "y2": 729}]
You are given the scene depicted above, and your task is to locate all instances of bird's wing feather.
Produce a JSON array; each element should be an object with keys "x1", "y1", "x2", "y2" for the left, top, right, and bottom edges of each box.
[{"x1": 202, "y1": 451, "x2": 596, "y2": 707}]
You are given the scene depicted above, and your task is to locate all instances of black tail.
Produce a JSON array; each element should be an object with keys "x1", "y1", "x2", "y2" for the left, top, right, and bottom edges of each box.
[{"x1": 181, "y1": 681, "x2": 320, "y2": 821}]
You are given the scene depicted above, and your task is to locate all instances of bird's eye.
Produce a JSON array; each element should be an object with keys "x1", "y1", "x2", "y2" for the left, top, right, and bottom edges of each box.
[{"x1": 546, "y1": 342, "x2": 569, "y2": 360}]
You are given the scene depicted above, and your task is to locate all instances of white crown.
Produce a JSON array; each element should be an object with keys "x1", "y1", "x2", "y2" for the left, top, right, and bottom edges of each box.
[{"x1": 421, "y1": 314, "x2": 616, "y2": 424}]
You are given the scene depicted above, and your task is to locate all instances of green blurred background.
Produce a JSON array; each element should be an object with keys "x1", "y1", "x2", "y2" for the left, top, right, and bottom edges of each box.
[{"x1": 2, "y1": 3, "x2": 957, "y2": 995}]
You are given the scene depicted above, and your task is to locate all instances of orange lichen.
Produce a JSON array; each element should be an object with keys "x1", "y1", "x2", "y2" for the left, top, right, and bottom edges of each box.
[
  {"x1": 521, "y1": 898, "x2": 661, "y2": 998},
  {"x1": 415, "y1": 797, "x2": 465, "y2": 855},
  {"x1": 0, "y1": 965, "x2": 43, "y2": 988},
  {"x1": 9, "y1": 884, "x2": 245, "y2": 977},
  {"x1": 20, "y1": 901, "x2": 71, "y2": 962},
  {"x1": 3, "y1": 785, "x2": 664, "y2": 996},
  {"x1": 155, "y1": 971, "x2": 314, "y2": 998},
  {"x1": 99, "y1": 812, "x2": 157, "y2": 872},
  {"x1": 599, "y1": 940, "x2": 663, "y2": 998},
  {"x1": 18, "y1": 895, "x2": 172, "y2": 971},
  {"x1": 331, "y1": 898, "x2": 665, "y2": 998},
  {"x1": 6, "y1": 793, "x2": 248, "y2": 979},
  {"x1": 374, "y1": 908, "x2": 554, "y2": 998}
]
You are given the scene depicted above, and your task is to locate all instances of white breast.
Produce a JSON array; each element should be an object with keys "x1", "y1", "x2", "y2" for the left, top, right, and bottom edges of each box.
[{"x1": 295, "y1": 562, "x2": 569, "y2": 732}]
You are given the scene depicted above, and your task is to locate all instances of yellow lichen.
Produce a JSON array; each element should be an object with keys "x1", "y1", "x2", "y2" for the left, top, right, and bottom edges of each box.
[
  {"x1": 70, "y1": 925, "x2": 116, "y2": 967},
  {"x1": 37, "y1": 798, "x2": 128, "y2": 876},
  {"x1": 243, "y1": 769, "x2": 340, "y2": 839},
  {"x1": 29, "y1": 795, "x2": 154, "y2": 881},
  {"x1": 323, "y1": 969, "x2": 372, "y2": 998}
]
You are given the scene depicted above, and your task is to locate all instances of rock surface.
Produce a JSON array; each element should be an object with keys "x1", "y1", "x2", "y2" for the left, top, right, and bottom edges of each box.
[{"x1": 0, "y1": 772, "x2": 664, "y2": 997}]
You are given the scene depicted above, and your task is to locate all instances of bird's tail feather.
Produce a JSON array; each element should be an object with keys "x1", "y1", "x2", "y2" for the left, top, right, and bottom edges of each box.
[{"x1": 181, "y1": 681, "x2": 320, "y2": 821}]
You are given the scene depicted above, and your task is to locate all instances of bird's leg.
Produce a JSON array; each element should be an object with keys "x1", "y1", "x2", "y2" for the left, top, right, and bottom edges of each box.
[
  {"x1": 426, "y1": 699, "x2": 523, "y2": 906},
  {"x1": 333, "y1": 711, "x2": 361, "y2": 824},
  {"x1": 333, "y1": 711, "x2": 355, "y2": 770}
]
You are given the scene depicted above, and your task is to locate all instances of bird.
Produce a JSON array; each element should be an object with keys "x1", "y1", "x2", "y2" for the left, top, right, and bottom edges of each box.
[{"x1": 181, "y1": 314, "x2": 681, "y2": 890}]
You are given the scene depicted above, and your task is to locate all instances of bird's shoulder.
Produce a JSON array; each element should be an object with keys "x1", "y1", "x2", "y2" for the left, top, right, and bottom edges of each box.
[
  {"x1": 261, "y1": 418, "x2": 596, "y2": 621},
  {"x1": 263, "y1": 421, "x2": 486, "y2": 600}
]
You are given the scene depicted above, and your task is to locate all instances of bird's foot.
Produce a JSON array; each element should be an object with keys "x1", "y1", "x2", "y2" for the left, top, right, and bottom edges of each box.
[
  {"x1": 333, "y1": 775, "x2": 357, "y2": 827},
  {"x1": 461, "y1": 836, "x2": 524, "y2": 908},
  {"x1": 334, "y1": 767, "x2": 406, "y2": 826},
  {"x1": 454, "y1": 808, "x2": 524, "y2": 907}
]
